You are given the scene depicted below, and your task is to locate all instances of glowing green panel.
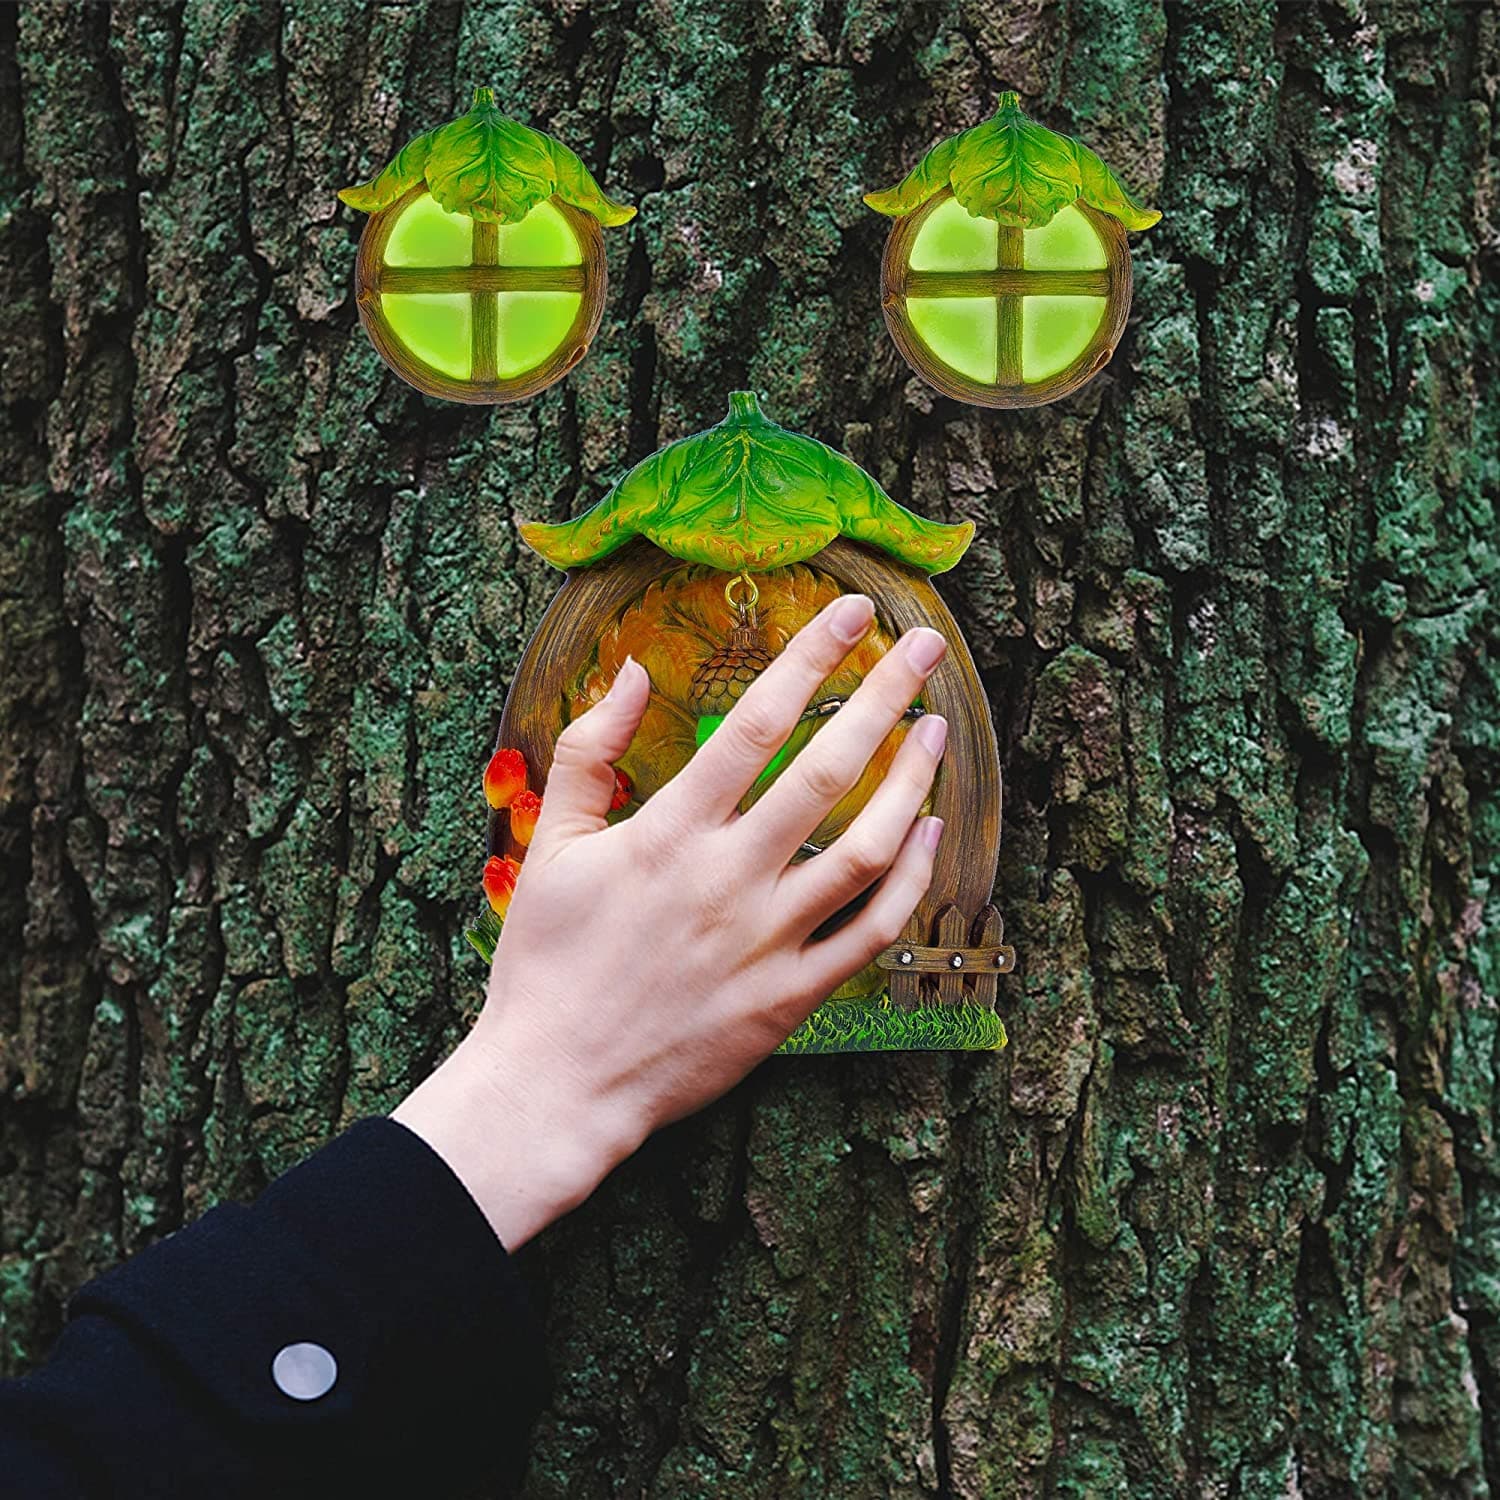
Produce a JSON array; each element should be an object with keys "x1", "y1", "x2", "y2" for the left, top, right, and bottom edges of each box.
[
  {"x1": 909, "y1": 196, "x2": 998, "y2": 271},
  {"x1": 385, "y1": 192, "x2": 473, "y2": 267},
  {"x1": 907, "y1": 297, "x2": 997, "y2": 383},
  {"x1": 496, "y1": 291, "x2": 582, "y2": 377},
  {"x1": 1022, "y1": 295, "x2": 1106, "y2": 381},
  {"x1": 1022, "y1": 204, "x2": 1106, "y2": 269},
  {"x1": 381, "y1": 293, "x2": 472, "y2": 379},
  {"x1": 496, "y1": 200, "x2": 582, "y2": 266},
  {"x1": 695, "y1": 714, "x2": 792, "y2": 784}
]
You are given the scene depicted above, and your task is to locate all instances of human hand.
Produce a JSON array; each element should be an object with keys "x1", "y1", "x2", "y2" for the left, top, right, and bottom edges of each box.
[{"x1": 394, "y1": 593, "x2": 948, "y2": 1249}]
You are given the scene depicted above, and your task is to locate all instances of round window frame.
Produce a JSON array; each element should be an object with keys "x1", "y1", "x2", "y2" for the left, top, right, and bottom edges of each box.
[
  {"x1": 353, "y1": 183, "x2": 608, "y2": 405},
  {"x1": 878, "y1": 188, "x2": 1132, "y2": 409}
]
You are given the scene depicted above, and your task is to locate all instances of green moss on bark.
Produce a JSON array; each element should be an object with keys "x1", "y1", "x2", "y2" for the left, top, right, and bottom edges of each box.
[{"x1": 1, "y1": 1, "x2": 1498, "y2": 1496}]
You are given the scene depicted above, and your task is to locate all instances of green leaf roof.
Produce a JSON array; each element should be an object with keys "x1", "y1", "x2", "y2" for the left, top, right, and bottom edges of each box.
[
  {"x1": 864, "y1": 91, "x2": 1161, "y2": 232},
  {"x1": 519, "y1": 392, "x2": 975, "y2": 575},
  {"x1": 339, "y1": 86, "x2": 635, "y2": 227}
]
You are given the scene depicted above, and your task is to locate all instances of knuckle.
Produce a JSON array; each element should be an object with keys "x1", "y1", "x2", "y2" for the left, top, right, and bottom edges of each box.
[
  {"x1": 798, "y1": 752, "x2": 851, "y2": 806},
  {"x1": 727, "y1": 699, "x2": 785, "y2": 755},
  {"x1": 550, "y1": 717, "x2": 595, "y2": 766},
  {"x1": 835, "y1": 831, "x2": 890, "y2": 888}
]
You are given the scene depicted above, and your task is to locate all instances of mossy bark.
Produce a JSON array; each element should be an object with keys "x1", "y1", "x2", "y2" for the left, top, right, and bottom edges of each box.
[{"x1": 2, "y1": 2, "x2": 1497, "y2": 1496}]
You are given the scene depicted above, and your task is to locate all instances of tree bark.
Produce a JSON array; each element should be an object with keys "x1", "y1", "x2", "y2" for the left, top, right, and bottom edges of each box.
[{"x1": 2, "y1": 2, "x2": 1497, "y2": 1495}]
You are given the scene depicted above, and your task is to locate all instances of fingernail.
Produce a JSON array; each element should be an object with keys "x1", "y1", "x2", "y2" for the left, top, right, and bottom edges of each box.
[
  {"x1": 912, "y1": 714, "x2": 948, "y2": 756},
  {"x1": 829, "y1": 594, "x2": 874, "y2": 644},
  {"x1": 920, "y1": 816, "x2": 945, "y2": 850},
  {"x1": 905, "y1": 628, "x2": 947, "y2": 673}
]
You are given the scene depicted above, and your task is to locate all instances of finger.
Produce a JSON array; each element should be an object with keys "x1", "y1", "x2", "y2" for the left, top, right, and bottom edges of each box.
[
  {"x1": 797, "y1": 816, "x2": 942, "y2": 995},
  {"x1": 657, "y1": 593, "x2": 876, "y2": 823},
  {"x1": 777, "y1": 712, "x2": 946, "y2": 932},
  {"x1": 532, "y1": 655, "x2": 650, "y2": 849},
  {"x1": 743, "y1": 625, "x2": 947, "y2": 865}
]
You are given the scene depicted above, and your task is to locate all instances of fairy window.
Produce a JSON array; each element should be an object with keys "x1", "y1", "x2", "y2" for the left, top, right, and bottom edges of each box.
[
  {"x1": 341, "y1": 86, "x2": 633, "y2": 404},
  {"x1": 354, "y1": 186, "x2": 604, "y2": 402},
  {"x1": 881, "y1": 189, "x2": 1129, "y2": 406},
  {"x1": 865, "y1": 92, "x2": 1160, "y2": 409}
]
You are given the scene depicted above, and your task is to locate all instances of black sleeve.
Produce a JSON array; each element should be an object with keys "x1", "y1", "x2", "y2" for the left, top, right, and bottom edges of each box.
[{"x1": 0, "y1": 1116, "x2": 554, "y2": 1499}]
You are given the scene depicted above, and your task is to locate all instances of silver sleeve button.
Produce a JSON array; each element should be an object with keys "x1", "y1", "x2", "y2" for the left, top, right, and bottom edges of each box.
[{"x1": 272, "y1": 1342, "x2": 338, "y2": 1401}]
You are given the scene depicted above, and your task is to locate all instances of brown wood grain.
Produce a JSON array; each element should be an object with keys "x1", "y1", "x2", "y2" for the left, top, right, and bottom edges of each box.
[
  {"x1": 375, "y1": 264, "x2": 590, "y2": 293},
  {"x1": 970, "y1": 903, "x2": 1009, "y2": 1007},
  {"x1": 876, "y1": 941, "x2": 1013, "y2": 975},
  {"x1": 902, "y1": 268, "x2": 1111, "y2": 298},
  {"x1": 933, "y1": 905, "x2": 969, "y2": 1005}
]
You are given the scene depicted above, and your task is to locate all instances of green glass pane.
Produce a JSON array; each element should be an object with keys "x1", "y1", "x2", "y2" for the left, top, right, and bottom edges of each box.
[
  {"x1": 495, "y1": 199, "x2": 582, "y2": 266},
  {"x1": 907, "y1": 296, "x2": 997, "y2": 383},
  {"x1": 385, "y1": 192, "x2": 473, "y2": 267},
  {"x1": 909, "y1": 196, "x2": 998, "y2": 271},
  {"x1": 380, "y1": 293, "x2": 472, "y2": 380},
  {"x1": 496, "y1": 291, "x2": 582, "y2": 377},
  {"x1": 1023, "y1": 205, "x2": 1106, "y2": 270},
  {"x1": 1022, "y1": 295, "x2": 1106, "y2": 382}
]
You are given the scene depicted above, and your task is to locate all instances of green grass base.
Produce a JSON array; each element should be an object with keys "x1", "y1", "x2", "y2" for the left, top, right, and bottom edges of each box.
[
  {"x1": 776, "y1": 996, "x2": 1007, "y2": 1055},
  {"x1": 468, "y1": 912, "x2": 1005, "y2": 1056}
]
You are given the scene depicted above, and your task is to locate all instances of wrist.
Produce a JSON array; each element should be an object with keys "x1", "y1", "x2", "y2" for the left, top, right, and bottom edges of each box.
[{"x1": 393, "y1": 1018, "x2": 640, "y2": 1251}]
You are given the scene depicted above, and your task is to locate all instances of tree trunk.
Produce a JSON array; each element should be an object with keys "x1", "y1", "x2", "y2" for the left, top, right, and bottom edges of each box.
[{"x1": 2, "y1": 2, "x2": 1496, "y2": 1495}]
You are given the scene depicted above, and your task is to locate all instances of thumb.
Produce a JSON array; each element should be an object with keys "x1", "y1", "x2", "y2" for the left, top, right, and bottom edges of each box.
[{"x1": 532, "y1": 656, "x2": 650, "y2": 848}]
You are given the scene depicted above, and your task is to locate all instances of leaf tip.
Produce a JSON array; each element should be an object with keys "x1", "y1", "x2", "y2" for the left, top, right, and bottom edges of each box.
[
  {"x1": 925, "y1": 518, "x2": 975, "y2": 574},
  {"x1": 517, "y1": 519, "x2": 572, "y2": 569}
]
